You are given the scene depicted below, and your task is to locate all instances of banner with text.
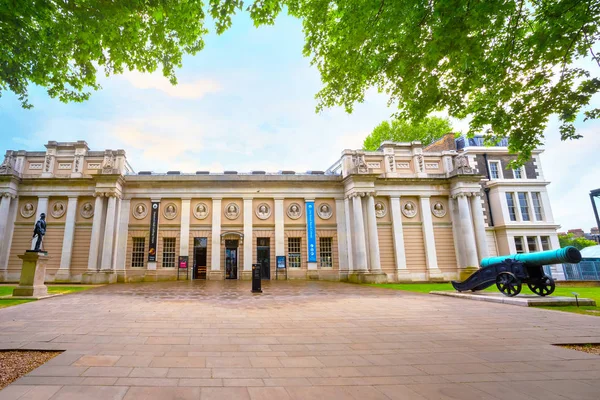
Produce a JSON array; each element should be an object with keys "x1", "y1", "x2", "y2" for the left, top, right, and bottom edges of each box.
[
  {"x1": 306, "y1": 201, "x2": 317, "y2": 262},
  {"x1": 148, "y1": 202, "x2": 159, "y2": 262}
]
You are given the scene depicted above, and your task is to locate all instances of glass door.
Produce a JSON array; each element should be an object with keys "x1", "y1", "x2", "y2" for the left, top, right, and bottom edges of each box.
[
  {"x1": 225, "y1": 240, "x2": 239, "y2": 279},
  {"x1": 193, "y1": 237, "x2": 207, "y2": 279},
  {"x1": 257, "y1": 238, "x2": 270, "y2": 280}
]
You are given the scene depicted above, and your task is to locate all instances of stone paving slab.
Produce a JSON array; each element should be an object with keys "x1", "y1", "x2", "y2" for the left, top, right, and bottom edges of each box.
[
  {"x1": 0, "y1": 280, "x2": 600, "y2": 399},
  {"x1": 430, "y1": 290, "x2": 596, "y2": 306}
]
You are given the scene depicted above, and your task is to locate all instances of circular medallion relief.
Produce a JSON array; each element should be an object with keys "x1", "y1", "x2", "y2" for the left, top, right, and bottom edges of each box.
[
  {"x1": 132, "y1": 203, "x2": 148, "y2": 220},
  {"x1": 375, "y1": 201, "x2": 387, "y2": 218},
  {"x1": 50, "y1": 201, "x2": 66, "y2": 218},
  {"x1": 401, "y1": 201, "x2": 417, "y2": 218},
  {"x1": 193, "y1": 202, "x2": 209, "y2": 220},
  {"x1": 163, "y1": 203, "x2": 178, "y2": 220},
  {"x1": 317, "y1": 203, "x2": 333, "y2": 220},
  {"x1": 80, "y1": 202, "x2": 94, "y2": 219},
  {"x1": 224, "y1": 203, "x2": 240, "y2": 220},
  {"x1": 255, "y1": 203, "x2": 272, "y2": 220},
  {"x1": 287, "y1": 203, "x2": 303, "y2": 220},
  {"x1": 20, "y1": 202, "x2": 36, "y2": 219},
  {"x1": 431, "y1": 202, "x2": 447, "y2": 218}
]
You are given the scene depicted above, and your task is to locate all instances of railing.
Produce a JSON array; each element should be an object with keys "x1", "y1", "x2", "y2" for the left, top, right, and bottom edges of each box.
[{"x1": 562, "y1": 261, "x2": 600, "y2": 281}]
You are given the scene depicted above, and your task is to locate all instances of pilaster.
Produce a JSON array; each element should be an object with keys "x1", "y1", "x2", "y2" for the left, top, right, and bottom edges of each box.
[
  {"x1": 243, "y1": 198, "x2": 253, "y2": 275},
  {"x1": 114, "y1": 198, "x2": 131, "y2": 281},
  {"x1": 100, "y1": 194, "x2": 118, "y2": 270},
  {"x1": 56, "y1": 196, "x2": 78, "y2": 281},
  {"x1": 343, "y1": 198, "x2": 354, "y2": 272},
  {"x1": 390, "y1": 196, "x2": 409, "y2": 280},
  {"x1": 420, "y1": 196, "x2": 443, "y2": 280},
  {"x1": 0, "y1": 193, "x2": 16, "y2": 278},
  {"x1": 351, "y1": 194, "x2": 368, "y2": 271},
  {"x1": 335, "y1": 199, "x2": 349, "y2": 278},
  {"x1": 87, "y1": 194, "x2": 105, "y2": 271},
  {"x1": 275, "y1": 198, "x2": 285, "y2": 257},
  {"x1": 211, "y1": 198, "x2": 222, "y2": 274}
]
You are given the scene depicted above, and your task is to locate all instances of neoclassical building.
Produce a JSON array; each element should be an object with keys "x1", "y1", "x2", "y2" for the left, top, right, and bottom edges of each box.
[{"x1": 0, "y1": 136, "x2": 561, "y2": 283}]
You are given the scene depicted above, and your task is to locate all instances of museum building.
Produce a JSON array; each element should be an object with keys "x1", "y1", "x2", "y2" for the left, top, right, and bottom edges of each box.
[{"x1": 0, "y1": 136, "x2": 561, "y2": 283}]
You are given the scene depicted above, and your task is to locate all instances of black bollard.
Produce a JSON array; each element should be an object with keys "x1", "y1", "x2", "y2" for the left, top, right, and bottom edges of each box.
[{"x1": 252, "y1": 263, "x2": 262, "y2": 293}]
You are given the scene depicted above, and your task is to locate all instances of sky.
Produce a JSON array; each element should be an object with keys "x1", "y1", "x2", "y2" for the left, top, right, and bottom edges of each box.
[{"x1": 0, "y1": 12, "x2": 599, "y2": 232}]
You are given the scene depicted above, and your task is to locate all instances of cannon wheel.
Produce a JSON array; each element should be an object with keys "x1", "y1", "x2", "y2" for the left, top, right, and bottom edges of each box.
[
  {"x1": 496, "y1": 272, "x2": 522, "y2": 297},
  {"x1": 527, "y1": 276, "x2": 555, "y2": 297}
]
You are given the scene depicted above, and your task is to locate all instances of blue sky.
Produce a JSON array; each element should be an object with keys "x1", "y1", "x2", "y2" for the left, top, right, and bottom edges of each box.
[{"x1": 0, "y1": 12, "x2": 599, "y2": 232}]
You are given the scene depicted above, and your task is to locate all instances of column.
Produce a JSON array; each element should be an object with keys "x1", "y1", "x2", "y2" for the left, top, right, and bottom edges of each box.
[
  {"x1": 88, "y1": 194, "x2": 105, "y2": 271},
  {"x1": 352, "y1": 194, "x2": 368, "y2": 271},
  {"x1": 100, "y1": 194, "x2": 118, "y2": 270},
  {"x1": 0, "y1": 194, "x2": 14, "y2": 276},
  {"x1": 361, "y1": 196, "x2": 371, "y2": 269},
  {"x1": 211, "y1": 198, "x2": 222, "y2": 273},
  {"x1": 470, "y1": 194, "x2": 489, "y2": 261},
  {"x1": 343, "y1": 198, "x2": 354, "y2": 271},
  {"x1": 275, "y1": 199, "x2": 285, "y2": 258},
  {"x1": 243, "y1": 198, "x2": 253, "y2": 273},
  {"x1": 335, "y1": 199, "x2": 349, "y2": 274},
  {"x1": 114, "y1": 198, "x2": 131, "y2": 276},
  {"x1": 365, "y1": 195, "x2": 381, "y2": 271},
  {"x1": 420, "y1": 196, "x2": 442, "y2": 277},
  {"x1": 448, "y1": 198, "x2": 466, "y2": 268},
  {"x1": 390, "y1": 197, "x2": 408, "y2": 274},
  {"x1": 57, "y1": 196, "x2": 78, "y2": 279},
  {"x1": 0, "y1": 196, "x2": 17, "y2": 274},
  {"x1": 457, "y1": 194, "x2": 478, "y2": 268},
  {"x1": 0, "y1": 194, "x2": 13, "y2": 246},
  {"x1": 32, "y1": 196, "x2": 49, "y2": 250}
]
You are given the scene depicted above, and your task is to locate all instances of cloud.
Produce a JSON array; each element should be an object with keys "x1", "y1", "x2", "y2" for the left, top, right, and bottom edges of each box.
[{"x1": 121, "y1": 71, "x2": 221, "y2": 99}]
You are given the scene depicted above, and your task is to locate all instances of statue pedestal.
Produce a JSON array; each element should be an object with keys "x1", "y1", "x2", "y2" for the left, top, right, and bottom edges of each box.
[{"x1": 13, "y1": 251, "x2": 49, "y2": 298}]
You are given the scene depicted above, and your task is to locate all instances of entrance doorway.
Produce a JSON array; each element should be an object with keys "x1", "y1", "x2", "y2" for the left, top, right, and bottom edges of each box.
[
  {"x1": 193, "y1": 237, "x2": 207, "y2": 279},
  {"x1": 225, "y1": 240, "x2": 239, "y2": 279},
  {"x1": 257, "y1": 238, "x2": 270, "y2": 280}
]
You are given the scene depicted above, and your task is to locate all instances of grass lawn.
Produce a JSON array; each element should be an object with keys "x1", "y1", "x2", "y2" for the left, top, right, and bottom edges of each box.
[
  {"x1": 0, "y1": 286, "x2": 96, "y2": 309},
  {"x1": 372, "y1": 282, "x2": 600, "y2": 317}
]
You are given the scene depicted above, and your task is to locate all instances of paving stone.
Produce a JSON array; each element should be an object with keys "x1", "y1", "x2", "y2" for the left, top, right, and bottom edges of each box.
[
  {"x1": 200, "y1": 387, "x2": 250, "y2": 400},
  {"x1": 122, "y1": 387, "x2": 201, "y2": 400},
  {"x1": 0, "y1": 385, "x2": 61, "y2": 400},
  {"x1": 72, "y1": 355, "x2": 120, "y2": 367},
  {"x1": 48, "y1": 385, "x2": 129, "y2": 400}
]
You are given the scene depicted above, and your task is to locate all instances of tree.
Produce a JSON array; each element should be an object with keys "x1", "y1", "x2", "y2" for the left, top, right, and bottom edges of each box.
[
  {"x1": 2, "y1": 1, "x2": 599, "y2": 166},
  {"x1": 363, "y1": 117, "x2": 453, "y2": 151},
  {"x1": 558, "y1": 233, "x2": 598, "y2": 250},
  {"x1": 0, "y1": 1, "x2": 207, "y2": 108}
]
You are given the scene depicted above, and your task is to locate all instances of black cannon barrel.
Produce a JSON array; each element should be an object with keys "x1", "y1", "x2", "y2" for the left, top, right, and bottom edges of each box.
[{"x1": 480, "y1": 246, "x2": 581, "y2": 268}]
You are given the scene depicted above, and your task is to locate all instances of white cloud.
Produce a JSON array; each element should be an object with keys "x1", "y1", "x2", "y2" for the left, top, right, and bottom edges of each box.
[{"x1": 121, "y1": 71, "x2": 221, "y2": 99}]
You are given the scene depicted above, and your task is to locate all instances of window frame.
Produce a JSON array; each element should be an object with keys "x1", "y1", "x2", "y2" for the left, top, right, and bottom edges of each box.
[
  {"x1": 319, "y1": 237, "x2": 333, "y2": 268},
  {"x1": 505, "y1": 192, "x2": 517, "y2": 221},
  {"x1": 513, "y1": 166, "x2": 525, "y2": 179},
  {"x1": 162, "y1": 237, "x2": 177, "y2": 268},
  {"x1": 488, "y1": 161, "x2": 502, "y2": 179},
  {"x1": 540, "y1": 236, "x2": 551, "y2": 251},
  {"x1": 514, "y1": 237, "x2": 524, "y2": 254},
  {"x1": 288, "y1": 237, "x2": 302, "y2": 268},
  {"x1": 517, "y1": 192, "x2": 530, "y2": 221},
  {"x1": 527, "y1": 236, "x2": 538, "y2": 252},
  {"x1": 531, "y1": 192, "x2": 544, "y2": 221},
  {"x1": 131, "y1": 237, "x2": 146, "y2": 268}
]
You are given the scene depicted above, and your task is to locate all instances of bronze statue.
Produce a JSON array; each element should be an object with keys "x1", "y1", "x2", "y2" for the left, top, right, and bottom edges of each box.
[{"x1": 32, "y1": 213, "x2": 46, "y2": 252}]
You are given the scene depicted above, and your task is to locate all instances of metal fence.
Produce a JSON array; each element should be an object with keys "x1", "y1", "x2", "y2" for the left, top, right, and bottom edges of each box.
[{"x1": 561, "y1": 261, "x2": 600, "y2": 281}]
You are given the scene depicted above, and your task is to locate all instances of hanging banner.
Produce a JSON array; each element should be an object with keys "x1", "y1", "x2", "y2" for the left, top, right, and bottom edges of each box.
[
  {"x1": 148, "y1": 202, "x2": 159, "y2": 262},
  {"x1": 306, "y1": 201, "x2": 317, "y2": 262}
]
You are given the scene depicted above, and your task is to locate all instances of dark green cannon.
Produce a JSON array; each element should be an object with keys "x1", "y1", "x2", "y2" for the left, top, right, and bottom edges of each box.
[{"x1": 452, "y1": 247, "x2": 582, "y2": 297}]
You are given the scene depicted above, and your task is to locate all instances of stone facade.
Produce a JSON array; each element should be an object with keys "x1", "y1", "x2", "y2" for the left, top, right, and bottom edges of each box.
[{"x1": 0, "y1": 139, "x2": 560, "y2": 283}]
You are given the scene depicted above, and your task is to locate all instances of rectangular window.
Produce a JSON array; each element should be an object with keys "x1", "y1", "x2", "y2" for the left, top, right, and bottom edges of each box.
[
  {"x1": 527, "y1": 236, "x2": 538, "y2": 252},
  {"x1": 531, "y1": 192, "x2": 543, "y2": 221},
  {"x1": 505, "y1": 192, "x2": 517, "y2": 221},
  {"x1": 288, "y1": 237, "x2": 301, "y2": 268},
  {"x1": 513, "y1": 168, "x2": 522, "y2": 179},
  {"x1": 162, "y1": 237, "x2": 176, "y2": 268},
  {"x1": 132, "y1": 237, "x2": 146, "y2": 268},
  {"x1": 518, "y1": 192, "x2": 530, "y2": 221},
  {"x1": 514, "y1": 237, "x2": 524, "y2": 254},
  {"x1": 489, "y1": 161, "x2": 500, "y2": 179},
  {"x1": 319, "y1": 237, "x2": 333, "y2": 268},
  {"x1": 541, "y1": 236, "x2": 550, "y2": 251}
]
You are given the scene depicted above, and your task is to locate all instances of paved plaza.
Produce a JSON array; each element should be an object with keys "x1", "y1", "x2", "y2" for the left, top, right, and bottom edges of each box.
[{"x1": 1, "y1": 281, "x2": 600, "y2": 399}]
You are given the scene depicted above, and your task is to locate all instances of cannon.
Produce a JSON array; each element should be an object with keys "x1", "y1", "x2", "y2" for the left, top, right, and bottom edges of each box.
[{"x1": 451, "y1": 247, "x2": 582, "y2": 297}]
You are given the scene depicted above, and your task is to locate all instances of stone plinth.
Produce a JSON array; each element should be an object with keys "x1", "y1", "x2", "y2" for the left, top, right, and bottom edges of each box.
[
  {"x1": 82, "y1": 271, "x2": 117, "y2": 284},
  {"x1": 13, "y1": 252, "x2": 49, "y2": 298},
  {"x1": 208, "y1": 270, "x2": 225, "y2": 280},
  {"x1": 240, "y1": 271, "x2": 253, "y2": 281},
  {"x1": 430, "y1": 291, "x2": 597, "y2": 307},
  {"x1": 348, "y1": 271, "x2": 387, "y2": 284}
]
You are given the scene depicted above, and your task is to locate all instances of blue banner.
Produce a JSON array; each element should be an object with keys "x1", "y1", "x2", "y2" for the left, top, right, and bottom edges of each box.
[{"x1": 306, "y1": 201, "x2": 317, "y2": 262}]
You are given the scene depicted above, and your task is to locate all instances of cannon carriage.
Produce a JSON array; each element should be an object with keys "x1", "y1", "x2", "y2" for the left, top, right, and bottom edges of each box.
[{"x1": 451, "y1": 247, "x2": 582, "y2": 297}]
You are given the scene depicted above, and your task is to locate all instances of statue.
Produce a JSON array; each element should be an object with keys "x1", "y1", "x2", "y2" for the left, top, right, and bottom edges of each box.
[{"x1": 32, "y1": 213, "x2": 46, "y2": 252}]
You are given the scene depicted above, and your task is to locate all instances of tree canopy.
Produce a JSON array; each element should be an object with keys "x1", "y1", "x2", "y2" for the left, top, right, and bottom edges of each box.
[
  {"x1": 558, "y1": 233, "x2": 598, "y2": 250},
  {"x1": 2, "y1": 1, "x2": 599, "y2": 165},
  {"x1": 363, "y1": 117, "x2": 453, "y2": 151}
]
